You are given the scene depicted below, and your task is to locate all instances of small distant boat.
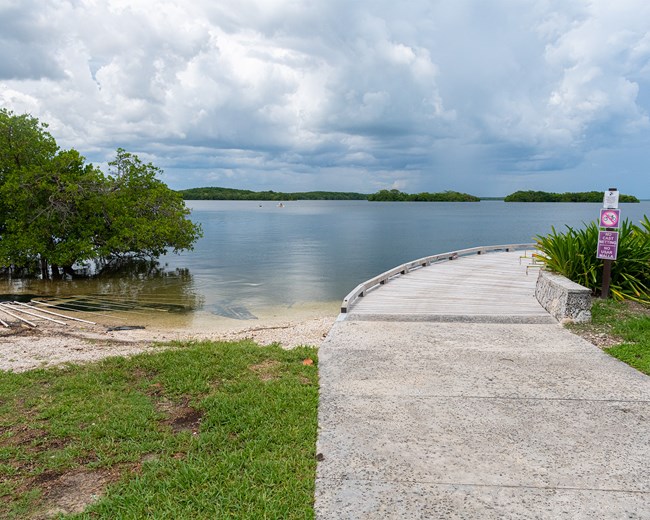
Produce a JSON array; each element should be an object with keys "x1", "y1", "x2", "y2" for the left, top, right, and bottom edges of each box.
[{"x1": 277, "y1": 202, "x2": 284, "y2": 208}]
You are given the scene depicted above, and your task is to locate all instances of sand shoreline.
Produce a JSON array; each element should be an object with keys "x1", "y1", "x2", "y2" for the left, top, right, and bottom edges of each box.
[{"x1": 0, "y1": 313, "x2": 338, "y2": 373}]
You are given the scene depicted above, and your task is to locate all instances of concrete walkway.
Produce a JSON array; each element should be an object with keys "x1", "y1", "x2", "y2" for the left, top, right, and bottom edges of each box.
[{"x1": 315, "y1": 252, "x2": 650, "y2": 518}]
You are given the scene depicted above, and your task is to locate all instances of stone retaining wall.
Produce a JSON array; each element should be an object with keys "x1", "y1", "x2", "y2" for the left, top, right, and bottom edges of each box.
[{"x1": 535, "y1": 270, "x2": 592, "y2": 323}]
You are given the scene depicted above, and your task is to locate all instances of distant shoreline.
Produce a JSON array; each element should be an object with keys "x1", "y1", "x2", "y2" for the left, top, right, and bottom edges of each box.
[
  {"x1": 177, "y1": 186, "x2": 641, "y2": 203},
  {"x1": 177, "y1": 187, "x2": 481, "y2": 202}
]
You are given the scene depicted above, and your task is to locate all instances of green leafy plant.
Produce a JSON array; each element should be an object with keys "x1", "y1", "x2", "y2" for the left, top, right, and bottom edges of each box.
[{"x1": 535, "y1": 216, "x2": 650, "y2": 303}]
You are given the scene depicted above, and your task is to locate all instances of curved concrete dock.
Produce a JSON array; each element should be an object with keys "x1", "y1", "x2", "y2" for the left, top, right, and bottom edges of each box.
[{"x1": 316, "y1": 250, "x2": 650, "y2": 518}]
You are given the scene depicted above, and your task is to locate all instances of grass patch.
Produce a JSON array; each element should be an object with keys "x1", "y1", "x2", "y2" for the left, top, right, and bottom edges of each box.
[
  {"x1": 0, "y1": 340, "x2": 319, "y2": 519},
  {"x1": 569, "y1": 299, "x2": 650, "y2": 375}
]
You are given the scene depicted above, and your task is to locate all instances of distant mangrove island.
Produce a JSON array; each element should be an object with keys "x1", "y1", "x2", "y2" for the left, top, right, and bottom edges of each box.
[
  {"x1": 177, "y1": 187, "x2": 640, "y2": 203},
  {"x1": 504, "y1": 190, "x2": 639, "y2": 203},
  {"x1": 366, "y1": 189, "x2": 480, "y2": 201},
  {"x1": 178, "y1": 187, "x2": 479, "y2": 202},
  {"x1": 177, "y1": 186, "x2": 367, "y2": 201}
]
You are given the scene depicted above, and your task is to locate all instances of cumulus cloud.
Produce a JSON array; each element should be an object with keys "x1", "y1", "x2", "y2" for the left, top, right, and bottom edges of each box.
[{"x1": 1, "y1": 0, "x2": 649, "y2": 195}]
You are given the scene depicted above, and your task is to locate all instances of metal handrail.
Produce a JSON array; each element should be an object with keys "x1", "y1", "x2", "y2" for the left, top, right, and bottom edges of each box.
[{"x1": 340, "y1": 243, "x2": 535, "y2": 313}]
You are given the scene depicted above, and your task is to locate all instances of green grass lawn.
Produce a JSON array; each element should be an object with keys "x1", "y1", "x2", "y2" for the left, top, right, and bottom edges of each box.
[
  {"x1": 571, "y1": 299, "x2": 650, "y2": 375},
  {"x1": 0, "y1": 340, "x2": 319, "y2": 519},
  {"x1": 596, "y1": 300, "x2": 650, "y2": 375}
]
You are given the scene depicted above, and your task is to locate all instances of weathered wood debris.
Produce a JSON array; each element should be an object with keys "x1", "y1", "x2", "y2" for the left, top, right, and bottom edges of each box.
[{"x1": 0, "y1": 301, "x2": 96, "y2": 328}]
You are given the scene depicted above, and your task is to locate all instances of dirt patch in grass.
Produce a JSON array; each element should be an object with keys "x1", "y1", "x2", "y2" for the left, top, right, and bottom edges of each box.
[
  {"x1": 0, "y1": 425, "x2": 49, "y2": 447},
  {"x1": 0, "y1": 425, "x2": 71, "y2": 478},
  {"x1": 167, "y1": 407, "x2": 203, "y2": 434},
  {"x1": 249, "y1": 359, "x2": 281, "y2": 381},
  {"x1": 156, "y1": 398, "x2": 203, "y2": 434},
  {"x1": 568, "y1": 299, "x2": 649, "y2": 348},
  {"x1": 624, "y1": 301, "x2": 650, "y2": 317},
  {"x1": 31, "y1": 468, "x2": 119, "y2": 519},
  {"x1": 0, "y1": 425, "x2": 104, "y2": 518},
  {"x1": 569, "y1": 314, "x2": 624, "y2": 348},
  {"x1": 570, "y1": 328, "x2": 624, "y2": 348}
]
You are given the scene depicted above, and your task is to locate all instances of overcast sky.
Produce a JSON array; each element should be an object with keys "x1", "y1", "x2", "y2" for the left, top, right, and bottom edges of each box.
[{"x1": 1, "y1": 0, "x2": 649, "y2": 196}]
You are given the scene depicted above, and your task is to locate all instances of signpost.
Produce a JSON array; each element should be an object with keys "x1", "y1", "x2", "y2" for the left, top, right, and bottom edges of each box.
[{"x1": 597, "y1": 188, "x2": 620, "y2": 298}]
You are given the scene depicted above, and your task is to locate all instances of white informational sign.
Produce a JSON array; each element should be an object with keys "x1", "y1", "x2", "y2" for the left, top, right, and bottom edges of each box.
[{"x1": 603, "y1": 189, "x2": 619, "y2": 209}]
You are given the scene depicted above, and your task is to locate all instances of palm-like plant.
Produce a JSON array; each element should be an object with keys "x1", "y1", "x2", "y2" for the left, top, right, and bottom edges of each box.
[{"x1": 535, "y1": 216, "x2": 650, "y2": 303}]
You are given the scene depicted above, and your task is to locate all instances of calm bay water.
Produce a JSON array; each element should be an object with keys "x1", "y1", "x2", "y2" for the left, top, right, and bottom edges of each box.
[{"x1": 3, "y1": 200, "x2": 649, "y2": 327}]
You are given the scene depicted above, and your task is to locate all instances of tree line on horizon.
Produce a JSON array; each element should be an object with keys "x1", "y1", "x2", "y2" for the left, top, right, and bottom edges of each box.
[
  {"x1": 178, "y1": 187, "x2": 641, "y2": 202},
  {"x1": 504, "y1": 190, "x2": 640, "y2": 203},
  {"x1": 177, "y1": 186, "x2": 368, "y2": 201},
  {"x1": 366, "y1": 189, "x2": 480, "y2": 201},
  {"x1": 178, "y1": 187, "x2": 480, "y2": 202},
  {"x1": 177, "y1": 187, "x2": 481, "y2": 201}
]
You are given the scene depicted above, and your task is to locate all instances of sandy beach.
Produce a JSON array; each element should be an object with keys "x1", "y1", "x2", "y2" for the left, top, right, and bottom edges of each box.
[{"x1": 0, "y1": 308, "x2": 338, "y2": 373}]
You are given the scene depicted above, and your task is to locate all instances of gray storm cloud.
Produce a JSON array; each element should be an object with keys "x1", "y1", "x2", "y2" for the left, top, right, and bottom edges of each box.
[{"x1": 1, "y1": 0, "x2": 649, "y2": 196}]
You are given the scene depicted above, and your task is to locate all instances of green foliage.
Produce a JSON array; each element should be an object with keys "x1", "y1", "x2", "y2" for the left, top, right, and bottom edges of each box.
[
  {"x1": 367, "y1": 189, "x2": 480, "y2": 202},
  {"x1": 178, "y1": 186, "x2": 367, "y2": 200},
  {"x1": 0, "y1": 112, "x2": 201, "y2": 276},
  {"x1": 97, "y1": 149, "x2": 202, "y2": 258},
  {"x1": 535, "y1": 216, "x2": 650, "y2": 302},
  {"x1": 505, "y1": 190, "x2": 639, "y2": 203},
  {"x1": 0, "y1": 340, "x2": 319, "y2": 519},
  {"x1": 0, "y1": 109, "x2": 59, "y2": 232},
  {"x1": 0, "y1": 109, "x2": 57, "y2": 182},
  {"x1": 0, "y1": 149, "x2": 106, "y2": 270},
  {"x1": 367, "y1": 189, "x2": 406, "y2": 201}
]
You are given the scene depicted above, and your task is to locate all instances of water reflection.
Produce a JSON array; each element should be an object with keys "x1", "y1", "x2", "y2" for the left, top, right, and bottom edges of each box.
[
  {"x1": 0, "y1": 258, "x2": 203, "y2": 328},
  {"x1": 2, "y1": 200, "x2": 647, "y2": 330}
]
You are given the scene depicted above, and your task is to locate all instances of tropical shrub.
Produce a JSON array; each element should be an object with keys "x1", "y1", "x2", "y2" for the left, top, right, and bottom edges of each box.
[
  {"x1": 0, "y1": 110, "x2": 202, "y2": 278},
  {"x1": 535, "y1": 216, "x2": 650, "y2": 303}
]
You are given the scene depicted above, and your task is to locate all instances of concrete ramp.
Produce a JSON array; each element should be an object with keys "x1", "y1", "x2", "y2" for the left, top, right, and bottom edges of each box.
[{"x1": 316, "y1": 252, "x2": 650, "y2": 518}]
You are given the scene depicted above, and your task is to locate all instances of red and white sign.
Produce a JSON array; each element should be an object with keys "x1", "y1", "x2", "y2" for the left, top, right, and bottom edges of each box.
[{"x1": 600, "y1": 208, "x2": 621, "y2": 229}]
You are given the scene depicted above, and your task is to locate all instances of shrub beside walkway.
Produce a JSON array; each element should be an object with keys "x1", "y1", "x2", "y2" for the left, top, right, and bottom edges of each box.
[{"x1": 315, "y1": 252, "x2": 650, "y2": 518}]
